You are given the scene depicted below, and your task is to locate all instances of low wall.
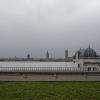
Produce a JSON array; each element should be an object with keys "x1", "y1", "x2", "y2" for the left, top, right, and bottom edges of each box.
[{"x1": 0, "y1": 72, "x2": 100, "y2": 81}]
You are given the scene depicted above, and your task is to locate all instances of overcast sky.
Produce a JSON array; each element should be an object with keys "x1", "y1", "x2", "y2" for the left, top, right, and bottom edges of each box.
[{"x1": 0, "y1": 0, "x2": 100, "y2": 58}]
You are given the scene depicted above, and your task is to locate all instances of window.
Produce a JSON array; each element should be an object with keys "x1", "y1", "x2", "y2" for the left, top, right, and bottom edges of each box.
[
  {"x1": 93, "y1": 67, "x2": 97, "y2": 71},
  {"x1": 78, "y1": 64, "x2": 80, "y2": 68},
  {"x1": 88, "y1": 67, "x2": 91, "y2": 71}
]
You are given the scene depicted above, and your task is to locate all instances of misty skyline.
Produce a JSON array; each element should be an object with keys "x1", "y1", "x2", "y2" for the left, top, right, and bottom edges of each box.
[{"x1": 0, "y1": 0, "x2": 100, "y2": 58}]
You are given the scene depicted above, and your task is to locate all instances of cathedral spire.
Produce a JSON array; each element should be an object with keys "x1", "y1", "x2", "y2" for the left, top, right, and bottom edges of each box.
[{"x1": 46, "y1": 50, "x2": 49, "y2": 59}]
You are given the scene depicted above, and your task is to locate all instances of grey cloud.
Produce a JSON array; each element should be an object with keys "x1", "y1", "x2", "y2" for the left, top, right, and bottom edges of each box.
[{"x1": 0, "y1": 0, "x2": 100, "y2": 58}]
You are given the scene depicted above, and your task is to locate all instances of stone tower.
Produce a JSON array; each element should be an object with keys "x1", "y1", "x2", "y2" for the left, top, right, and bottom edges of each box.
[
  {"x1": 27, "y1": 54, "x2": 30, "y2": 59},
  {"x1": 65, "y1": 50, "x2": 68, "y2": 60}
]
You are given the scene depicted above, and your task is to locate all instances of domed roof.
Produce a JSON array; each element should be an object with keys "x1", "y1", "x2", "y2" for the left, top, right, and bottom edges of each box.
[
  {"x1": 84, "y1": 45, "x2": 97, "y2": 57},
  {"x1": 73, "y1": 45, "x2": 99, "y2": 59}
]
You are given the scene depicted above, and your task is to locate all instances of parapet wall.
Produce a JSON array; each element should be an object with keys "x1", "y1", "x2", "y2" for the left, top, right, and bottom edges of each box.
[{"x1": 0, "y1": 72, "x2": 100, "y2": 81}]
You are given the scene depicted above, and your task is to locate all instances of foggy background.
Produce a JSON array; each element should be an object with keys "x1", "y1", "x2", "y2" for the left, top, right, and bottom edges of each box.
[{"x1": 0, "y1": 0, "x2": 100, "y2": 58}]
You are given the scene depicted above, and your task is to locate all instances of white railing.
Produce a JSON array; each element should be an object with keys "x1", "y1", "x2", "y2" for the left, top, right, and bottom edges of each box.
[
  {"x1": 0, "y1": 67, "x2": 100, "y2": 72},
  {"x1": 0, "y1": 67, "x2": 81, "y2": 72}
]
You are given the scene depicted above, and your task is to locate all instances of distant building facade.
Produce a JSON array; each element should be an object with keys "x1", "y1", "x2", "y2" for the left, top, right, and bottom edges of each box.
[{"x1": 73, "y1": 46, "x2": 100, "y2": 71}]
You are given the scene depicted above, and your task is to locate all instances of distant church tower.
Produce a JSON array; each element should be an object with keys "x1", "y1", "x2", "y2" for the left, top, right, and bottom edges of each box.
[
  {"x1": 46, "y1": 51, "x2": 49, "y2": 60},
  {"x1": 65, "y1": 50, "x2": 68, "y2": 60},
  {"x1": 27, "y1": 54, "x2": 30, "y2": 59}
]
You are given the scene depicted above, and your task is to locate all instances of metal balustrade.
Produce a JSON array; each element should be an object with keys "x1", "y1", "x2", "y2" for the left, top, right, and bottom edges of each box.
[{"x1": 0, "y1": 67, "x2": 100, "y2": 72}]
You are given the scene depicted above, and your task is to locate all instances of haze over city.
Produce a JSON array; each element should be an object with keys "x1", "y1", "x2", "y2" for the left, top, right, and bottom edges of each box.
[{"x1": 0, "y1": 0, "x2": 100, "y2": 58}]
